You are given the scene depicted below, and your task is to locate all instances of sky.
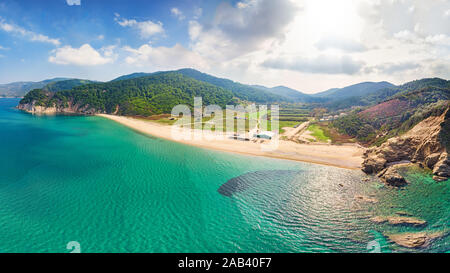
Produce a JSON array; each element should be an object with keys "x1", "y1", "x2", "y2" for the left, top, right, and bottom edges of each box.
[{"x1": 0, "y1": 0, "x2": 449, "y2": 93}]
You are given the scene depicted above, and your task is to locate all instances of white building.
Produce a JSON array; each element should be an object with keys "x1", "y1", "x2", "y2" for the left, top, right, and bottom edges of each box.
[{"x1": 255, "y1": 131, "x2": 275, "y2": 140}]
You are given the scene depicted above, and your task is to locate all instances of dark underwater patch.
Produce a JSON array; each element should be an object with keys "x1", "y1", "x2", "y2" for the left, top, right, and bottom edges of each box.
[{"x1": 218, "y1": 170, "x2": 301, "y2": 197}]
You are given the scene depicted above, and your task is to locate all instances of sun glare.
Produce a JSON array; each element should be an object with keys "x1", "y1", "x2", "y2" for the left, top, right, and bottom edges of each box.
[{"x1": 305, "y1": 0, "x2": 363, "y2": 38}]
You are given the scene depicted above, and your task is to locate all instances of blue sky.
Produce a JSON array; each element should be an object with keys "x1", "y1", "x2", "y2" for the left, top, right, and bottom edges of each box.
[
  {"x1": 0, "y1": 0, "x2": 449, "y2": 92},
  {"x1": 0, "y1": 0, "x2": 216, "y2": 82}
]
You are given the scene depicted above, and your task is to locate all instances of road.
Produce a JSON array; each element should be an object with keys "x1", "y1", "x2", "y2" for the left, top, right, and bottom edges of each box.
[{"x1": 282, "y1": 121, "x2": 310, "y2": 140}]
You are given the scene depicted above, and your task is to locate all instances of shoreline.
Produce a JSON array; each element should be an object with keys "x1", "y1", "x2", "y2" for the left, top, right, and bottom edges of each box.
[{"x1": 97, "y1": 114, "x2": 365, "y2": 170}]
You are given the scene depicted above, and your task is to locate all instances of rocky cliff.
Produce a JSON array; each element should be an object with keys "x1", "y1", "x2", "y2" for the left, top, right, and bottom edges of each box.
[
  {"x1": 362, "y1": 108, "x2": 449, "y2": 184},
  {"x1": 17, "y1": 100, "x2": 101, "y2": 115}
]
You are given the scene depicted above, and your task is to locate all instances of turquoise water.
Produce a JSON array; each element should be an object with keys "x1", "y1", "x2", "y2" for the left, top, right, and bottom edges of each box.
[{"x1": 0, "y1": 98, "x2": 448, "y2": 253}]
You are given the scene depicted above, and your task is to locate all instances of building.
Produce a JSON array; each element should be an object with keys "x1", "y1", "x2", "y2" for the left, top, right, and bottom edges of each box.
[{"x1": 255, "y1": 131, "x2": 275, "y2": 140}]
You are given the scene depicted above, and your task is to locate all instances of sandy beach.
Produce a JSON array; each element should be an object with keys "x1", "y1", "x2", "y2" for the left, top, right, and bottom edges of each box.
[{"x1": 98, "y1": 114, "x2": 365, "y2": 169}]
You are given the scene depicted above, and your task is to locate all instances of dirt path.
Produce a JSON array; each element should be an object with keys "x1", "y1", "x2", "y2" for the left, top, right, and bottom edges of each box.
[{"x1": 283, "y1": 121, "x2": 310, "y2": 140}]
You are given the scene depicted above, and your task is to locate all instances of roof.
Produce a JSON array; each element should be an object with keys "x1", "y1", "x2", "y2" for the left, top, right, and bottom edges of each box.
[{"x1": 257, "y1": 131, "x2": 276, "y2": 137}]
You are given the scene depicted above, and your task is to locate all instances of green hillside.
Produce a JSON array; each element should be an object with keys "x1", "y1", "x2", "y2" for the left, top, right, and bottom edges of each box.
[
  {"x1": 253, "y1": 85, "x2": 324, "y2": 103},
  {"x1": 0, "y1": 78, "x2": 70, "y2": 97},
  {"x1": 313, "y1": 81, "x2": 395, "y2": 99},
  {"x1": 42, "y1": 79, "x2": 97, "y2": 92},
  {"x1": 323, "y1": 78, "x2": 448, "y2": 110},
  {"x1": 111, "y1": 72, "x2": 153, "y2": 82},
  {"x1": 20, "y1": 72, "x2": 234, "y2": 116},
  {"x1": 175, "y1": 68, "x2": 286, "y2": 103},
  {"x1": 331, "y1": 78, "x2": 450, "y2": 145}
]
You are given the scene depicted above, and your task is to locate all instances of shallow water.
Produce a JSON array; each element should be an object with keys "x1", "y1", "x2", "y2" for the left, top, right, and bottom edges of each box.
[{"x1": 0, "y1": 98, "x2": 448, "y2": 252}]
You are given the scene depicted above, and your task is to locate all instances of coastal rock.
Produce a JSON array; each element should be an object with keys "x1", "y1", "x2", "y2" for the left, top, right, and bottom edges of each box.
[
  {"x1": 370, "y1": 216, "x2": 426, "y2": 227},
  {"x1": 432, "y1": 153, "x2": 449, "y2": 177},
  {"x1": 379, "y1": 165, "x2": 408, "y2": 186},
  {"x1": 362, "y1": 155, "x2": 386, "y2": 174},
  {"x1": 395, "y1": 211, "x2": 413, "y2": 216},
  {"x1": 433, "y1": 175, "x2": 448, "y2": 182},
  {"x1": 17, "y1": 103, "x2": 58, "y2": 114},
  {"x1": 387, "y1": 216, "x2": 426, "y2": 227},
  {"x1": 387, "y1": 231, "x2": 444, "y2": 248},
  {"x1": 362, "y1": 110, "x2": 449, "y2": 183},
  {"x1": 425, "y1": 153, "x2": 441, "y2": 169},
  {"x1": 354, "y1": 195, "x2": 378, "y2": 203},
  {"x1": 18, "y1": 101, "x2": 98, "y2": 115},
  {"x1": 369, "y1": 216, "x2": 387, "y2": 224}
]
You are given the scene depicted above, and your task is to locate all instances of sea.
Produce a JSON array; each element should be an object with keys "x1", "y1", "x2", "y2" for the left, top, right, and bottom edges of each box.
[{"x1": 0, "y1": 98, "x2": 448, "y2": 253}]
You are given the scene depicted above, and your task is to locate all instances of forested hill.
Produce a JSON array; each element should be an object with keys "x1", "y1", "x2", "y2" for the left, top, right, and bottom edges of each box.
[
  {"x1": 313, "y1": 81, "x2": 395, "y2": 99},
  {"x1": 175, "y1": 68, "x2": 286, "y2": 103},
  {"x1": 0, "y1": 78, "x2": 71, "y2": 97},
  {"x1": 323, "y1": 78, "x2": 448, "y2": 110},
  {"x1": 110, "y1": 69, "x2": 288, "y2": 103},
  {"x1": 331, "y1": 78, "x2": 450, "y2": 146},
  {"x1": 19, "y1": 72, "x2": 234, "y2": 116},
  {"x1": 111, "y1": 72, "x2": 152, "y2": 82},
  {"x1": 42, "y1": 79, "x2": 97, "y2": 92}
]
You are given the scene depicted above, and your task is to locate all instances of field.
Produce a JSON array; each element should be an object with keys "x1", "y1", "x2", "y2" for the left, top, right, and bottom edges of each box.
[
  {"x1": 307, "y1": 124, "x2": 330, "y2": 142},
  {"x1": 267, "y1": 105, "x2": 311, "y2": 133},
  {"x1": 141, "y1": 109, "x2": 267, "y2": 133},
  {"x1": 138, "y1": 105, "x2": 316, "y2": 136},
  {"x1": 307, "y1": 122, "x2": 355, "y2": 144}
]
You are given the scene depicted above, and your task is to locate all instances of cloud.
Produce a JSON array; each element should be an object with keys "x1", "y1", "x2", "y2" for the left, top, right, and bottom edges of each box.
[
  {"x1": 49, "y1": 44, "x2": 115, "y2": 66},
  {"x1": 393, "y1": 29, "x2": 417, "y2": 41},
  {"x1": 188, "y1": 21, "x2": 202, "y2": 40},
  {"x1": 429, "y1": 60, "x2": 450, "y2": 76},
  {"x1": 189, "y1": 0, "x2": 299, "y2": 60},
  {"x1": 0, "y1": 45, "x2": 8, "y2": 50},
  {"x1": 366, "y1": 62, "x2": 421, "y2": 74},
  {"x1": 424, "y1": 34, "x2": 450, "y2": 46},
  {"x1": 0, "y1": 17, "x2": 60, "y2": 46},
  {"x1": 393, "y1": 29, "x2": 450, "y2": 47},
  {"x1": 115, "y1": 15, "x2": 164, "y2": 38},
  {"x1": 123, "y1": 43, "x2": 208, "y2": 70},
  {"x1": 359, "y1": 0, "x2": 450, "y2": 38},
  {"x1": 66, "y1": 0, "x2": 81, "y2": 6},
  {"x1": 262, "y1": 55, "x2": 364, "y2": 75},
  {"x1": 315, "y1": 36, "x2": 367, "y2": 52},
  {"x1": 171, "y1": 8, "x2": 185, "y2": 20}
]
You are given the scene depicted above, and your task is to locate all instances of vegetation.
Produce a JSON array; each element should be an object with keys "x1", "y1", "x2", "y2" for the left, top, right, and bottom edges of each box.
[
  {"x1": 307, "y1": 124, "x2": 330, "y2": 142},
  {"x1": 323, "y1": 77, "x2": 449, "y2": 111},
  {"x1": 111, "y1": 72, "x2": 153, "y2": 82},
  {"x1": 175, "y1": 68, "x2": 286, "y2": 103},
  {"x1": 331, "y1": 79, "x2": 449, "y2": 145},
  {"x1": 0, "y1": 78, "x2": 71, "y2": 97},
  {"x1": 18, "y1": 70, "x2": 448, "y2": 148},
  {"x1": 313, "y1": 81, "x2": 395, "y2": 99},
  {"x1": 42, "y1": 79, "x2": 96, "y2": 92},
  {"x1": 20, "y1": 72, "x2": 234, "y2": 116},
  {"x1": 253, "y1": 85, "x2": 324, "y2": 103},
  {"x1": 439, "y1": 108, "x2": 450, "y2": 151}
]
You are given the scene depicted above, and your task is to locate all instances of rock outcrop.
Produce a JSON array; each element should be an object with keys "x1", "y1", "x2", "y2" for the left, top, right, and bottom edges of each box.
[
  {"x1": 387, "y1": 231, "x2": 445, "y2": 248},
  {"x1": 354, "y1": 195, "x2": 378, "y2": 203},
  {"x1": 370, "y1": 216, "x2": 427, "y2": 227},
  {"x1": 362, "y1": 109, "x2": 449, "y2": 184},
  {"x1": 377, "y1": 164, "x2": 408, "y2": 186},
  {"x1": 432, "y1": 152, "x2": 450, "y2": 177},
  {"x1": 17, "y1": 101, "x2": 101, "y2": 115}
]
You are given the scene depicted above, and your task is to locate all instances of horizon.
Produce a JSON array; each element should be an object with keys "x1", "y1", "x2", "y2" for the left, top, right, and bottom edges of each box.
[
  {"x1": 1, "y1": 67, "x2": 447, "y2": 95},
  {"x1": 0, "y1": 0, "x2": 448, "y2": 93}
]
